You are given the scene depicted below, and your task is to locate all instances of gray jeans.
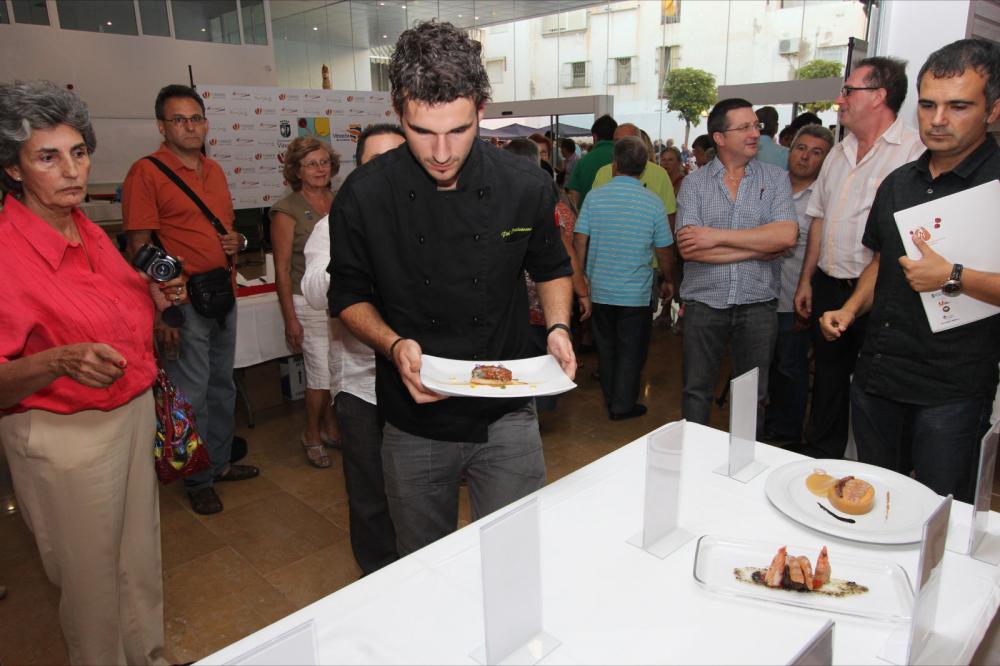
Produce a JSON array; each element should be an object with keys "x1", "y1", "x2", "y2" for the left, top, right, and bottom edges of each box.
[
  {"x1": 381, "y1": 403, "x2": 546, "y2": 556},
  {"x1": 682, "y1": 300, "x2": 777, "y2": 432},
  {"x1": 160, "y1": 303, "x2": 237, "y2": 492}
]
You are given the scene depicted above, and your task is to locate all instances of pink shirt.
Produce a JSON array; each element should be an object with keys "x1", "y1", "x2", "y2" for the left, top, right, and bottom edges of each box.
[{"x1": 0, "y1": 196, "x2": 157, "y2": 415}]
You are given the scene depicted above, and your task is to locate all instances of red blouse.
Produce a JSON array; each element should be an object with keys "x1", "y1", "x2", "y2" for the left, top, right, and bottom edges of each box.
[{"x1": 0, "y1": 196, "x2": 157, "y2": 415}]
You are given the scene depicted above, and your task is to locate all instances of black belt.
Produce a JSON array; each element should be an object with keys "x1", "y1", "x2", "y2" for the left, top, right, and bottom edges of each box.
[{"x1": 817, "y1": 269, "x2": 857, "y2": 290}]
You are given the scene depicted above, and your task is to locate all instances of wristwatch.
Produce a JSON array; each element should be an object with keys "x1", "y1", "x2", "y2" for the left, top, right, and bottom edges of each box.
[
  {"x1": 941, "y1": 263, "x2": 963, "y2": 296},
  {"x1": 238, "y1": 233, "x2": 249, "y2": 252}
]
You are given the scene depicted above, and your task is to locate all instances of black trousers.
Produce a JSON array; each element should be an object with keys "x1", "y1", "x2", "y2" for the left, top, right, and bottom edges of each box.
[
  {"x1": 802, "y1": 269, "x2": 868, "y2": 459},
  {"x1": 334, "y1": 391, "x2": 398, "y2": 575},
  {"x1": 591, "y1": 302, "x2": 653, "y2": 414}
]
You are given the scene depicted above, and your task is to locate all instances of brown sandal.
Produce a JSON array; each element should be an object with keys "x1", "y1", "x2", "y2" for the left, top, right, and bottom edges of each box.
[{"x1": 301, "y1": 434, "x2": 331, "y2": 468}]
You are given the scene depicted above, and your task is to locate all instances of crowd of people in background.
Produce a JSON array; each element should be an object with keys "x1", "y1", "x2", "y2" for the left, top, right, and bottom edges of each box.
[{"x1": 1, "y1": 17, "x2": 999, "y2": 664}]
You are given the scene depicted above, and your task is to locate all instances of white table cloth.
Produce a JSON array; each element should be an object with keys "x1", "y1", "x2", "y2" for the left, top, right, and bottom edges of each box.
[
  {"x1": 234, "y1": 292, "x2": 291, "y2": 369},
  {"x1": 201, "y1": 423, "x2": 1000, "y2": 665}
]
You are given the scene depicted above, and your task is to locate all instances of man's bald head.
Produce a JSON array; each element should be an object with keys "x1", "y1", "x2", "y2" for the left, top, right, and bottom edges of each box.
[{"x1": 613, "y1": 123, "x2": 641, "y2": 140}]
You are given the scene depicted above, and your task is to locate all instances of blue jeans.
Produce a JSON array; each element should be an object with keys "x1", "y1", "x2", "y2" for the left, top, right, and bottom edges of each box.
[
  {"x1": 850, "y1": 383, "x2": 994, "y2": 503},
  {"x1": 682, "y1": 300, "x2": 778, "y2": 432},
  {"x1": 381, "y1": 403, "x2": 546, "y2": 556},
  {"x1": 591, "y1": 302, "x2": 653, "y2": 414},
  {"x1": 160, "y1": 304, "x2": 237, "y2": 493},
  {"x1": 764, "y1": 313, "x2": 810, "y2": 440},
  {"x1": 334, "y1": 391, "x2": 398, "y2": 575}
]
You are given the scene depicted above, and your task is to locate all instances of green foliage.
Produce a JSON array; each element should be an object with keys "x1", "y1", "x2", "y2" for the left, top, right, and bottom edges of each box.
[
  {"x1": 797, "y1": 59, "x2": 844, "y2": 113},
  {"x1": 663, "y1": 68, "x2": 717, "y2": 141}
]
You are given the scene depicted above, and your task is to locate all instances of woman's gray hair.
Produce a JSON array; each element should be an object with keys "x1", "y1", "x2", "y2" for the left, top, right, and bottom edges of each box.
[{"x1": 0, "y1": 80, "x2": 96, "y2": 196}]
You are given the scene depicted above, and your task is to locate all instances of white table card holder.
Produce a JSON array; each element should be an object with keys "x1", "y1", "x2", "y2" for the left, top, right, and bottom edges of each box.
[
  {"x1": 713, "y1": 368, "x2": 768, "y2": 482},
  {"x1": 471, "y1": 498, "x2": 560, "y2": 666},
  {"x1": 224, "y1": 620, "x2": 318, "y2": 665},
  {"x1": 787, "y1": 619, "x2": 834, "y2": 666},
  {"x1": 878, "y1": 495, "x2": 953, "y2": 666},
  {"x1": 627, "y1": 420, "x2": 694, "y2": 558},
  {"x1": 948, "y1": 422, "x2": 1000, "y2": 564}
]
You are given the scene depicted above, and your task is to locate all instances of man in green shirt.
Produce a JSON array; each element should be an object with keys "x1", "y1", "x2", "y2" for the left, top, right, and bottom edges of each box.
[
  {"x1": 567, "y1": 114, "x2": 617, "y2": 208},
  {"x1": 590, "y1": 123, "x2": 677, "y2": 230}
]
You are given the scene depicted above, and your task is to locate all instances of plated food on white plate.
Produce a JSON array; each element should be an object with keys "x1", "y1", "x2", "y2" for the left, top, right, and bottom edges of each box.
[
  {"x1": 420, "y1": 354, "x2": 576, "y2": 398},
  {"x1": 765, "y1": 459, "x2": 940, "y2": 544}
]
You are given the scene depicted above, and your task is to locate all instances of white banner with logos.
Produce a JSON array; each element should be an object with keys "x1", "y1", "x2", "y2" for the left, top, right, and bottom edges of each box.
[{"x1": 198, "y1": 84, "x2": 394, "y2": 210}]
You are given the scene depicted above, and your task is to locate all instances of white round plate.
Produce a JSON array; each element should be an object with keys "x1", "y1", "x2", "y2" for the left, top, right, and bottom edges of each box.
[{"x1": 764, "y1": 459, "x2": 942, "y2": 544}]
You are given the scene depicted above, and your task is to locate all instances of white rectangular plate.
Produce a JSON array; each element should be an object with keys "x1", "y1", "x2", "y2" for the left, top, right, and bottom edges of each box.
[
  {"x1": 693, "y1": 535, "x2": 914, "y2": 623},
  {"x1": 420, "y1": 354, "x2": 576, "y2": 398}
]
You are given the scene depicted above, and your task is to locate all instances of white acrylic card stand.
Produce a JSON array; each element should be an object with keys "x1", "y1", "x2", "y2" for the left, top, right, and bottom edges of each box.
[
  {"x1": 471, "y1": 498, "x2": 560, "y2": 665},
  {"x1": 627, "y1": 420, "x2": 694, "y2": 558},
  {"x1": 878, "y1": 495, "x2": 952, "y2": 666},
  {"x1": 713, "y1": 368, "x2": 768, "y2": 482}
]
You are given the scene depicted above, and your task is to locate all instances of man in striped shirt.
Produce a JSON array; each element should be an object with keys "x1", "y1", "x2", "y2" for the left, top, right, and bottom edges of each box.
[
  {"x1": 793, "y1": 57, "x2": 924, "y2": 460},
  {"x1": 676, "y1": 98, "x2": 798, "y2": 431},
  {"x1": 574, "y1": 136, "x2": 675, "y2": 420}
]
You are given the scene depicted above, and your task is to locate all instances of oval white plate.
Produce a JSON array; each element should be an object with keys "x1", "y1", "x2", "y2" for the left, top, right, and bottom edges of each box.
[
  {"x1": 419, "y1": 354, "x2": 577, "y2": 398},
  {"x1": 764, "y1": 459, "x2": 941, "y2": 544}
]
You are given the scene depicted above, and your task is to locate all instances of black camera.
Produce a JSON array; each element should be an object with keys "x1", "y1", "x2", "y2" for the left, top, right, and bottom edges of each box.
[{"x1": 132, "y1": 243, "x2": 182, "y2": 282}]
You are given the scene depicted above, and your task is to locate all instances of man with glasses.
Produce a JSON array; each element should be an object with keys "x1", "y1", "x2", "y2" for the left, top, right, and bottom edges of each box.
[
  {"x1": 675, "y1": 98, "x2": 798, "y2": 430},
  {"x1": 819, "y1": 39, "x2": 1000, "y2": 502},
  {"x1": 792, "y1": 57, "x2": 924, "y2": 460},
  {"x1": 123, "y1": 84, "x2": 258, "y2": 515}
]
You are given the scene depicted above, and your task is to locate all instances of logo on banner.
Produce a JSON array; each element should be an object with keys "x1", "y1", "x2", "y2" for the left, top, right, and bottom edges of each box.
[
  {"x1": 347, "y1": 108, "x2": 365, "y2": 116},
  {"x1": 253, "y1": 93, "x2": 273, "y2": 101},
  {"x1": 325, "y1": 108, "x2": 333, "y2": 116},
  {"x1": 280, "y1": 107, "x2": 300, "y2": 114},
  {"x1": 346, "y1": 95, "x2": 354, "y2": 102},
  {"x1": 235, "y1": 137, "x2": 254, "y2": 145},
  {"x1": 262, "y1": 194, "x2": 272, "y2": 202},
  {"x1": 258, "y1": 122, "x2": 279, "y2": 130},
  {"x1": 280, "y1": 120, "x2": 291, "y2": 137},
  {"x1": 258, "y1": 165, "x2": 279, "y2": 173},
  {"x1": 304, "y1": 93, "x2": 322, "y2": 101},
  {"x1": 232, "y1": 122, "x2": 241, "y2": 131},
  {"x1": 240, "y1": 180, "x2": 261, "y2": 187},
  {"x1": 254, "y1": 107, "x2": 263, "y2": 115},
  {"x1": 254, "y1": 153, "x2": 264, "y2": 160},
  {"x1": 232, "y1": 167, "x2": 242, "y2": 174},
  {"x1": 201, "y1": 91, "x2": 211, "y2": 98},
  {"x1": 213, "y1": 153, "x2": 233, "y2": 160},
  {"x1": 207, "y1": 105, "x2": 227, "y2": 114},
  {"x1": 347, "y1": 124, "x2": 363, "y2": 142},
  {"x1": 231, "y1": 91, "x2": 251, "y2": 98}
]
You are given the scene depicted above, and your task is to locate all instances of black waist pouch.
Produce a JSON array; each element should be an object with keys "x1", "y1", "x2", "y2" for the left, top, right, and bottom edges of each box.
[{"x1": 187, "y1": 267, "x2": 235, "y2": 322}]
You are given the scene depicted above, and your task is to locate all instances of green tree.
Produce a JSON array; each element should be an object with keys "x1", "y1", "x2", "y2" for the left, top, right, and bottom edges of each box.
[
  {"x1": 796, "y1": 59, "x2": 844, "y2": 113},
  {"x1": 662, "y1": 68, "x2": 717, "y2": 145}
]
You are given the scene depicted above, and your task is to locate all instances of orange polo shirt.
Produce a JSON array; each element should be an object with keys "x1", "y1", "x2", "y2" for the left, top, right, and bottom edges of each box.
[{"x1": 121, "y1": 143, "x2": 235, "y2": 276}]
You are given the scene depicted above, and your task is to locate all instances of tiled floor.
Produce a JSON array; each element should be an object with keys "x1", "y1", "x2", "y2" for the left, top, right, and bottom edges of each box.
[{"x1": 0, "y1": 327, "x2": 997, "y2": 664}]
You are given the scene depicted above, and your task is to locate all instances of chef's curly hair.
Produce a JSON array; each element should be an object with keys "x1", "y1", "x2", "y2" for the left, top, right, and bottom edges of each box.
[{"x1": 388, "y1": 20, "x2": 491, "y2": 114}]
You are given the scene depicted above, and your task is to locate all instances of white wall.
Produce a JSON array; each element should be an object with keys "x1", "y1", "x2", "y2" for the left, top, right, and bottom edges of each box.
[
  {"x1": 3, "y1": 22, "x2": 277, "y2": 184},
  {"x1": 877, "y1": 0, "x2": 972, "y2": 129}
]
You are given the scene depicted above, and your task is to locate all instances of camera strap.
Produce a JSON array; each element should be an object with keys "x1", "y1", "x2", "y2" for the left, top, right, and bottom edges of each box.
[{"x1": 144, "y1": 156, "x2": 233, "y2": 270}]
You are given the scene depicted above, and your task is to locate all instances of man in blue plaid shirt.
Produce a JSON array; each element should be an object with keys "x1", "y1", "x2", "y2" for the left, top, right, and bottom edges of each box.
[{"x1": 675, "y1": 98, "x2": 798, "y2": 430}]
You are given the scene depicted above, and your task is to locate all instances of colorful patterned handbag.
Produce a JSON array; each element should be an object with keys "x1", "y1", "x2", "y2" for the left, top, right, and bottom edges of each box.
[{"x1": 152, "y1": 366, "x2": 211, "y2": 483}]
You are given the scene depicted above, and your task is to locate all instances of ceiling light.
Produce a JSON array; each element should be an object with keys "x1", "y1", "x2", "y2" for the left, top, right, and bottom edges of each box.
[
  {"x1": 312, "y1": 26, "x2": 319, "y2": 30},
  {"x1": 474, "y1": 16, "x2": 479, "y2": 20},
  {"x1": 201, "y1": 27, "x2": 206, "y2": 32},
  {"x1": 106, "y1": 21, "x2": 112, "y2": 26},
  {"x1": 401, "y1": 4, "x2": 407, "y2": 8},
  {"x1": 382, "y1": 34, "x2": 388, "y2": 39},
  {"x1": 457, "y1": 14, "x2": 462, "y2": 18}
]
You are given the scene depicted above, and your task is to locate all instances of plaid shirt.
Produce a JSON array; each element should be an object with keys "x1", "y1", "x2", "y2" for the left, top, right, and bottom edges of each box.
[{"x1": 676, "y1": 157, "x2": 797, "y2": 309}]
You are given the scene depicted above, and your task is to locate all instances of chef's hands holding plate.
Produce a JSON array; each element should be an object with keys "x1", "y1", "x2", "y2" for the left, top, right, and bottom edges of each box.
[
  {"x1": 547, "y1": 327, "x2": 577, "y2": 381},
  {"x1": 392, "y1": 338, "x2": 448, "y2": 404}
]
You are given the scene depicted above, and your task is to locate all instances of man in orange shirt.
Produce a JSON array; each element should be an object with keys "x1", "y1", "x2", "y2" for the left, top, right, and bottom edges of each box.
[{"x1": 123, "y1": 84, "x2": 259, "y2": 515}]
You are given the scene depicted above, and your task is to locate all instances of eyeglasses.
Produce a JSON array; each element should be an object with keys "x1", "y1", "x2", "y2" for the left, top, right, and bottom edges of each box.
[
  {"x1": 165, "y1": 115, "x2": 206, "y2": 126},
  {"x1": 301, "y1": 159, "x2": 332, "y2": 169},
  {"x1": 721, "y1": 122, "x2": 764, "y2": 133},
  {"x1": 840, "y1": 85, "x2": 879, "y2": 97}
]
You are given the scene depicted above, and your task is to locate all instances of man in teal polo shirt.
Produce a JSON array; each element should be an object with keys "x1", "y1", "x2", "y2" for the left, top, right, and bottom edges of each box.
[
  {"x1": 573, "y1": 136, "x2": 675, "y2": 421},
  {"x1": 567, "y1": 114, "x2": 617, "y2": 208}
]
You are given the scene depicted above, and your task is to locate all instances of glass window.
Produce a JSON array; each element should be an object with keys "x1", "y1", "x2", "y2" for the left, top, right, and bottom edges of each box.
[
  {"x1": 12, "y1": 0, "x2": 49, "y2": 25},
  {"x1": 608, "y1": 57, "x2": 636, "y2": 86},
  {"x1": 172, "y1": 0, "x2": 240, "y2": 44},
  {"x1": 485, "y1": 58, "x2": 506, "y2": 85},
  {"x1": 661, "y1": 0, "x2": 681, "y2": 24},
  {"x1": 57, "y1": 0, "x2": 138, "y2": 35},
  {"x1": 562, "y1": 61, "x2": 589, "y2": 89},
  {"x1": 370, "y1": 59, "x2": 391, "y2": 92},
  {"x1": 241, "y1": 0, "x2": 267, "y2": 45},
  {"x1": 138, "y1": 0, "x2": 170, "y2": 37}
]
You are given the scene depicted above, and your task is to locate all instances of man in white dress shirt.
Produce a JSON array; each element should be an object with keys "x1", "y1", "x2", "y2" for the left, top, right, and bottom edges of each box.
[
  {"x1": 301, "y1": 124, "x2": 405, "y2": 574},
  {"x1": 792, "y1": 57, "x2": 925, "y2": 460}
]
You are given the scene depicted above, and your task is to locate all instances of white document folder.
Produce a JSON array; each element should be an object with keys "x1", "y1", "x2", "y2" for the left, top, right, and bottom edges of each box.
[{"x1": 894, "y1": 180, "x2": 1000, "y2": 333}]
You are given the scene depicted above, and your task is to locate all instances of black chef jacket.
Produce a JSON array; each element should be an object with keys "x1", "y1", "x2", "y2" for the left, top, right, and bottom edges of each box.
[
  {"x1": 854, "y1": 136, "x2": 1000, "y2": 405},
  {"x1": 328, "y1": 139, "x2": 572, "y2": 442}
]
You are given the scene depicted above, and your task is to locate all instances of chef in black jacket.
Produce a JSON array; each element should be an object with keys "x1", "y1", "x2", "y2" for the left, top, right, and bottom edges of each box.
[{"x1": 328, "y1": 20, "x2": 576, "y2": 555}]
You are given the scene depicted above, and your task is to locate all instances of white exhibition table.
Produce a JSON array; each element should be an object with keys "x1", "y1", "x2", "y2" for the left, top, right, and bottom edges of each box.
[
  {"x1": 201, "y1": 422, "x2": 1000, "y2": 665},
  {"x1": 234, "y1": 292, "x2": 290, "y2": 369}
]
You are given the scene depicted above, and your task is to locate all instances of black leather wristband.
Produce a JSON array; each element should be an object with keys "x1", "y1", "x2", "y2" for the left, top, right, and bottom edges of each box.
[
  {"x1": 388, "y1": 336, "x2": 407, "y2": 359},
  {"x1": 546, "y1": 322, "x2": 571, "y2": 336}
]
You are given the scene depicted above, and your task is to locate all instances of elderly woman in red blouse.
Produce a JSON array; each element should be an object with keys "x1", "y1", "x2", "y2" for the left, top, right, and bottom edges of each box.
[{"x1": 0, "y1": 81, "x2": 182, "y2": 665}]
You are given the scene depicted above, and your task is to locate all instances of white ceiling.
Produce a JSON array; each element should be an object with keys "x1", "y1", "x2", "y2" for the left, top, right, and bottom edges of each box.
[{"x1": 270, "y1": 0, "x2": 608, "y2": 49}]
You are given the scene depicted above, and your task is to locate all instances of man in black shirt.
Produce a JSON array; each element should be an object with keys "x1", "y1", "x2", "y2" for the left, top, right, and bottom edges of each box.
[
  {"x1": 328, "y1": 21, "x2": 575, "y2": 554},
  {"x1": 819, "y1": 39, "x2": 1000, "y2": 502}
]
